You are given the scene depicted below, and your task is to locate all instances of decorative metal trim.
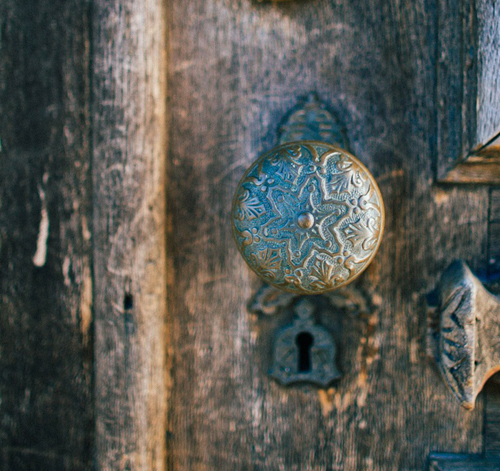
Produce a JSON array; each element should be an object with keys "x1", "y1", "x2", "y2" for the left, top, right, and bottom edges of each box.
[
  {"x1": 428, "y1": 261, "x2": 500, "y2": 409},
  {"x1": 269, "y1": 298, "x2": 341, "y2": 387}
]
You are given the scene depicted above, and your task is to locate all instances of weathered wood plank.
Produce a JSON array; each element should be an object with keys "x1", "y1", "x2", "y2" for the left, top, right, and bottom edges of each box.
[
  {"x1": 92, "y1": 1, "x2": 168, "y2": 469},
  {"x1": 437, "y1": 0, "x2": 500, "y2": 182},
  {"x1": 428, "y1": 377, "x2": 500, "y2": 469},
  {"x1": 439, "y1": 151, "x2": 500, "y2": 184},
  {"x1": 429, "y1": 454, "x2": 500, "y2": 471},
  {"x1": 0, "y1": 1, "x2": 93, "y2": 470},
  {"x1": 489, "y1": 191, "x2": 500, "y2": 278},
  {"x1": 476, "y1": 0, "x2": 500, "y2": 149},
  {"x1": 166, "y1": 1, "x2": 487, "y2": 470},
  {"x1": 490, "y1": 189, "x2": 500, "y2": 222},
  {"x1": 436, "y1": 0, "x2": 475, "y2": 178},
  {"x1": 489, "y1": 222, "x2": 500, "y2": 276},
  {"x1": 484, "y1": 378, "x2": 500, "y2": 457}
]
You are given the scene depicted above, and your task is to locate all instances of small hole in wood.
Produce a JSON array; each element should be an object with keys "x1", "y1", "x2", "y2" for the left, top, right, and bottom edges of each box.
[
  {"x1": 124, "y1": 293, "x2": 134, "y2": 310},
  {"x1": 296, "y1": 331, "x2": 314, "y2": 373}
]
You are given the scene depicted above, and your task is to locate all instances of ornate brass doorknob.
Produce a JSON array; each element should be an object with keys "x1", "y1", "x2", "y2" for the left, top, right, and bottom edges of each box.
[{"x1": 231, "y1": 96, "x2": 385, "y2": 294}]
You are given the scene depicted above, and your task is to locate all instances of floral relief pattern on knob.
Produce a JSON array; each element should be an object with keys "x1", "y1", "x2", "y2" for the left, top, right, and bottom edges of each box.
[{"x1": 232, "y1": 141, "x2": 384, "y2": 294}]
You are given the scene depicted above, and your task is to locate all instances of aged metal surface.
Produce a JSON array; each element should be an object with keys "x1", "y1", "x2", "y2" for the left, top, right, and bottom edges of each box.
[
  {"x1": 248, "y1": 281, "x2": 373, "y2": 317},
  {"x1": 429, "y1": 261, "x2": 500, "y2": 410},
  {"x1": 232, "y1": 122, "x2": 384, "y2": 293},
  {"x1": 250, "y1": 282, "x2": 374, "y2": 387},
  {"x1": 232, "y1": 97, "x2": 384, "y2": 294},
  {"x1": 278, "y1": 94, "x2": 349, "y2": 148},
  {"x1": 269, "y1": 298, "x2": 341, "y2": 387},
  {"x1": 250, "y1": 282, "x2": 372, "y2": 387},
  {"x1": 232, "y1": 140, "x2": 384, "y2": 294}
]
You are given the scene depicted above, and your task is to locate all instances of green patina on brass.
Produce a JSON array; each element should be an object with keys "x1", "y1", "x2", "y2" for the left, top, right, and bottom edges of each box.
[{"x1": 232, "y1": 96, "x2": 385, "y2": 294}]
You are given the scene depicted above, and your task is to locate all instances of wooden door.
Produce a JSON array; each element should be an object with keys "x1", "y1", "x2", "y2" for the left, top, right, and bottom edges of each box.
[{"x1": 1, "y1": 0, "x2": 499, "y2": 470}]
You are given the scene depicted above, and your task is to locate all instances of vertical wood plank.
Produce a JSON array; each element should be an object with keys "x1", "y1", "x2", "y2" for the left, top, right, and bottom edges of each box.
[
  {"x1": 490, "y1": 189, "x2": 500, "y2": 222},
  {"x1": 436, "y1": 0, "x2": 475, "y2": 178},
  {"x1": 0, "y1": 1, "x2": 93, "y2": 469},
  {"x1": 92, "y1": 1, "x2": 168, "y2": 469},
  {"x1": 484, "y1": 378, "x2": 500, "y2": 457},
  {"x1": 166, "y1": 1, "x2": 487, "y2": 470},
  {"x1": 476, "y1": 0, "x2": 500, "y2": 149},
  {"x1": 488, "y1": 189, "x2": 500, "y2": 276},
  {"x1": 437, "y1": 0, "x2": 500, "y2": 179},
  {"x1": 488, "y1": 223, "x2": 500, "y2": 276}
]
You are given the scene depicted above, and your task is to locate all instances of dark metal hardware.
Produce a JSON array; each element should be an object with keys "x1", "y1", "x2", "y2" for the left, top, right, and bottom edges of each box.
[
  {"x1": 269, "y1": 298, "x2": 341, "y2": 387},
  {"x1": 428, "y1": 260, "x2": 500, "y2": 410}
]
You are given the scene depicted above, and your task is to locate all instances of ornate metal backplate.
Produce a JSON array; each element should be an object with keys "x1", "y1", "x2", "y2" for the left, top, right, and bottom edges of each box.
[
  {"x1": 278, "y1": 94, "x2": 349, "y2": 148},
  {"x1": 269, "y1": 299, "x2": 341, "y2": 387},
  {"x1": 232, "y1": 141, "x2": 385, "y2": 294}
]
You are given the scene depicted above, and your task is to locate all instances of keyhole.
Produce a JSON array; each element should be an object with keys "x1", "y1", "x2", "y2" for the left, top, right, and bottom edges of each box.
[{"x1": 296, "y1": 332, "x2": 314, "y2": 372}]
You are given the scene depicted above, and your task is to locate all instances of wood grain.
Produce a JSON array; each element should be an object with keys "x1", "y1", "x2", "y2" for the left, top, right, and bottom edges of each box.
[
  {"x1": 437, "y1": 0, "x2": 500, "y2": 182},
  {"x1": 429, "y1": 454, "x2": 500, "y2": 470},
  {"x1": 488, "y1": 223, "x2": 500, "y2": 277},
  {"x1": 439, "y1": 150, "x2": 500, "y2": 184},
  {"x1": 166, "y1": 1, "x2": 488, "y2": 470},
  {"x1": 436, "y1": 0, "x2": 475, "y2": 179},
  {"x1": 92, "y1": 0, "x2": 168, "y2": 469},
  {"x1": 490, "y1": 189, "x2": 500, "y2": 222},
  {"x1": 484, "y1": 378, "x2": 500, "y2": 457},
  {"x1": 0, "y1": 0, "x2": 93, "y2": 469},
  {"x1": 489, "y1": 189, "x2": 500, "y2": 277},
  {"x1": 1, "y1": 0, "x2": 496, "y2": 469},
  {"x1": 476, "y1": 0, "x2": 500, "y2": 149}
]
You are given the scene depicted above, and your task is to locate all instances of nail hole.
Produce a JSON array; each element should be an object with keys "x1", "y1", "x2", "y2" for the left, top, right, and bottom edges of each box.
[{"x1": 124, "y1": 293, "x2": 134, "y2": 310}]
